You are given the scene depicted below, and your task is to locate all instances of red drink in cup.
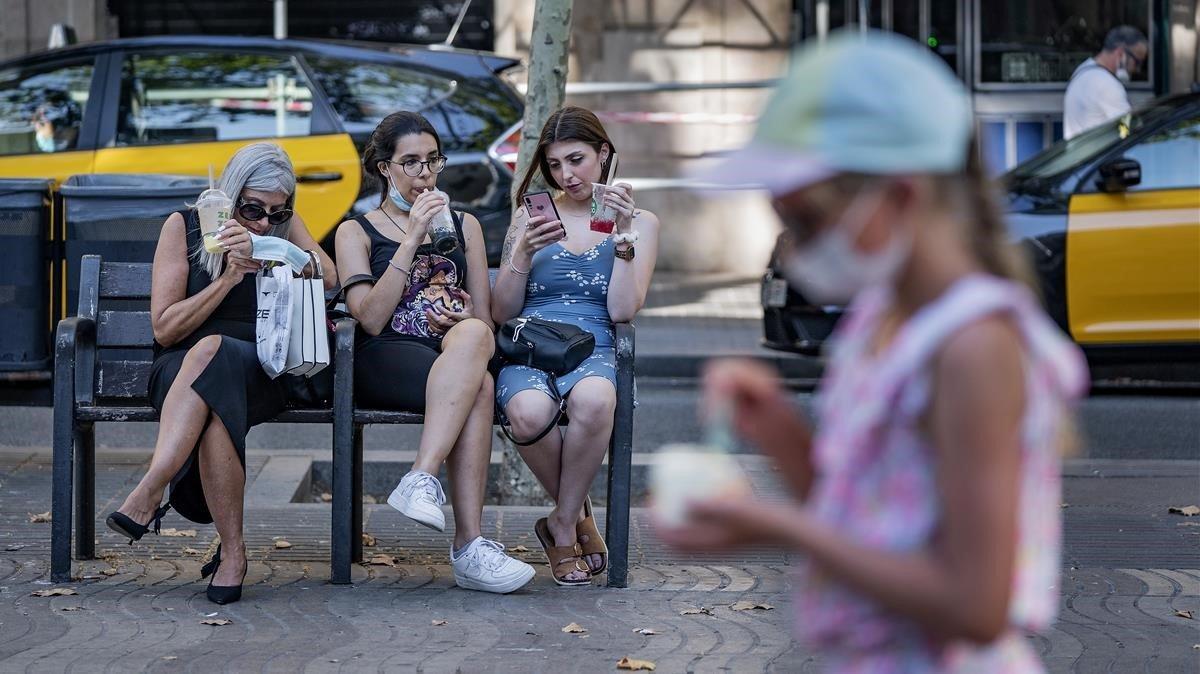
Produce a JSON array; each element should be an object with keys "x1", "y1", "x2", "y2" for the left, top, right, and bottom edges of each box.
[{"x1": 590, "y1": 183, "x2": 618, "y2": 234}]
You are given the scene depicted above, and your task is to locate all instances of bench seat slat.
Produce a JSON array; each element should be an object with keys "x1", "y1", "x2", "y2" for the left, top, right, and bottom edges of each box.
[{"x1": 77, "y1": 406, "x2": 334, "y2": 423}]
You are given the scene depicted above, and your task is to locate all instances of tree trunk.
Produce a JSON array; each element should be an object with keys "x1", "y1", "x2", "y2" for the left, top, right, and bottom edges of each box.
[
  {"x1": 508, "y1": 0, "x2": 574, "y2": 204},
  {"x1": 497, "y1": 0, "x2": 574, "y2": 506}
]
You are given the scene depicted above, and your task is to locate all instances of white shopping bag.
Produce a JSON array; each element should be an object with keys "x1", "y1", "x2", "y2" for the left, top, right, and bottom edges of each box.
[
  {"x1": 256, "y1": 264, "x2": 293, "y2": 378},
  {"x1": 284, "y1": 252, "x2": 329, "y2": 377}
]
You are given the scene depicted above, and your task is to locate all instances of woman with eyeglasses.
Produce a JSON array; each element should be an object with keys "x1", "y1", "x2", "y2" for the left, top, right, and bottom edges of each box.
[
  {"x1": 105, "y1": 142, "x2": 337, "y2": 604},
  {"x1": 334, "y1": 111, "x2": 535, "y2": 594}
]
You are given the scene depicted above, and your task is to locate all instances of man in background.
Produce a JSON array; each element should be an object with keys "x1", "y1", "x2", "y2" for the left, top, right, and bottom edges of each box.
[{"x1": 1063, "y1": 26, "x2": 1148, "y2": 140}]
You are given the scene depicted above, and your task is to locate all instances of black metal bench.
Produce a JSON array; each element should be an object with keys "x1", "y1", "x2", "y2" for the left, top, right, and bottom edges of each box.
[{"x1": 52, "y1": 255, "x2": 636, "y2": 588}]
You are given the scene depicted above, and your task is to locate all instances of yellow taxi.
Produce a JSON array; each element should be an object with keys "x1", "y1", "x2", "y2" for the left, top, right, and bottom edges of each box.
[
  {"x1": 0, "y1": 35, "x2": 524, "y2": 261},
  {"x1": 762, "y1": 92, "x2": 1200, "y2": 359}
]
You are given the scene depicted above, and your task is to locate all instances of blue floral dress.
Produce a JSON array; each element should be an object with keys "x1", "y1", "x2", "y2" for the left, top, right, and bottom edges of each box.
[{"x1": 497, "y1": 237, "x2": 617, "y2": 408}]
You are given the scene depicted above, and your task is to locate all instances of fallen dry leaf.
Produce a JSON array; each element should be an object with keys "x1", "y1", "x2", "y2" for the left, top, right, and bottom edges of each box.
[
  {"x1": 632, "y1": 628, "x2": 657, "y2": 635},
  {"x1": 362, "y1": 533, "x2": 377, "y2": 547},
  {"x1": 275, "y1": 540, "x2": 292, "y2": 549},
  {"x1": 29, "y1": 511, "x2": 51, "y2": 524},
  {"x1": 200, "y1": 618, "x2": 233, "y2": 626},
  {"x1": 181, "y1": 547, "x2": 204, "y2": 556},
  {"x1": 160, "y1": 528, "x2": 197, "y2": 537},
  {"x1": 100, "y1": 568, "x2": 118, "y2": 576},
  {"x1": 1175, "y1": 610, "x2": 1194, "y2": 620},
  {"x1": 367, "y1": 554, "x2": 395, "y2": 567},
  {"x1": 679, "y1": 607, "x2": 714, "y2": 616},
  {"x1": 31, "y1": 588, "x2": 77, "y2": 597},
  {"x1": 617, "y1": 657, "x2": 656, "y2": 671},
  {"x1": 162, "y1": 656, "x2": 178, "y2": 661},
  {"x1": 1169, "y1": 505, "x2": 1200, "y2": 517},
  {"x1": 730, "y1": 601, "x2": 775, "y2": 612},
  {"x1": 431, "y1": 619, "x2": 448, "y2": 626},
  {"x1": 561, "y1": 622, "x2": 587, "y2": 634},
  {"x1": 320, "y1": 492, "x2": 333, "y2": 502},
  {"x1": 511, "y1": 545, "x2": 530, "y2": 553},
  {"x1": 58, "y1": 606, "x2": 84, "y2": 612}
]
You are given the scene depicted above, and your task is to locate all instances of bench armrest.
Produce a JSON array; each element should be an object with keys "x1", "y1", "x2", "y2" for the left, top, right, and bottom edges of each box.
[{"x1": 55, "y1": 316, "x2": 96, "y2": 407}]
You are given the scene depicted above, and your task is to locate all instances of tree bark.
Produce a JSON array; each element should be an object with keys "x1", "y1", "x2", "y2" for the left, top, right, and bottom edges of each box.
[{"x1": 497, "y1": 0, "x2": 574, "y2": 505}]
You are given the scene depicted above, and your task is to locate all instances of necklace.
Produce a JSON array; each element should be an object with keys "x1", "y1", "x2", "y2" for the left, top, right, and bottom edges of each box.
[{"x1": 378, "y1": 207, "x2": 406, "y2": 236}]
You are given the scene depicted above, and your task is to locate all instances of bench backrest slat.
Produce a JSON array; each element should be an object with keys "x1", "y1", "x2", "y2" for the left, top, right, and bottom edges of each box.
[
  {"x1": 97, "y1": 359, "x2": 152, "y2": 399},
  {"x1": 99, "y1": 262, "x2": 153, "y2": 300},
  {"x1": 98, "y1": 311, "x2": 155, "y2": 348}
]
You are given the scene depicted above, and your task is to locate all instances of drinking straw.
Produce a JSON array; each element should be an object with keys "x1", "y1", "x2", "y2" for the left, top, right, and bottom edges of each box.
[
  {"x1": 605, "y1": 153, "x2": 619, "y2": 187},
  {"x1": 208, "y1": 164, "x2": 215, "y2": 190}
]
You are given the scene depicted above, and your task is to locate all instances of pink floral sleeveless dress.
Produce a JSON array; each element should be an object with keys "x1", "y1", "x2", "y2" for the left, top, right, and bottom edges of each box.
[{"x1": 798, "y1": 274, "x2": 1088, "y2": 673}]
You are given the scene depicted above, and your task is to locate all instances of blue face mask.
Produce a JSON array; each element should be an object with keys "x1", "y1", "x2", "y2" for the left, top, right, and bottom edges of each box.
[
  {"x1": 35, "y1": 134, "x2": 57, "y2": 153},
  {"x1": 385, "y1": 170, "x2": 413, "y2": 212}
]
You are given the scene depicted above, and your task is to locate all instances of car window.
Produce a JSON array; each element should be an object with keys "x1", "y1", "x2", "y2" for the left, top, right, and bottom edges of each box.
[
  {"x1": 1121, "y1": 114, "x2": 1200, "y2": 192},
  {"x1": 1008, "y1": 101, "x2": 1179, "y2": 181},
  {"x1": 116, "y1": 51, "x2": 314, "y2": 146},
  {"x1": 0, "y1": 59, "x2": 93, "y2": 156},
  {"x1": 305, "y1": 56, "x2": 455, "y2": 136}
]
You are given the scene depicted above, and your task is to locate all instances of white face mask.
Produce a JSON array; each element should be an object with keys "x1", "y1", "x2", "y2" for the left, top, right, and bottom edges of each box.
[
  {"x1": 781, "y1": 187, "x2": 912, "y2": 305},
  {"x1": 1116, "y1": 54, "x2": 1131, "y2": 83}
]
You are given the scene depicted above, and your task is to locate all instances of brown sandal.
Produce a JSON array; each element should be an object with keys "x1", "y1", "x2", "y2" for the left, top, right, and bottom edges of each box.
[
  {"x1": 534, "y1": 518, "x2": 591, "y2": 586},
  {"x1": 576, "y1": 496, "x2": 608, "y2": 576}
]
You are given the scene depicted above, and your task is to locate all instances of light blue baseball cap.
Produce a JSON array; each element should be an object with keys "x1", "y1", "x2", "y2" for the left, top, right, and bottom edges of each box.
[{"x1": 695, "y1": 29, "x2": 973, "y2": 196}]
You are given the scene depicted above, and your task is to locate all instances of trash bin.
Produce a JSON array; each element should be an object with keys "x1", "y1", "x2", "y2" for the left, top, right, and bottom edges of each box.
[
  {"x1": 60, "y1": 174, "x2": 209, "y2": 314},
  {"x1": 0, "y1": 179, "x2": 52, "y2": 371}
]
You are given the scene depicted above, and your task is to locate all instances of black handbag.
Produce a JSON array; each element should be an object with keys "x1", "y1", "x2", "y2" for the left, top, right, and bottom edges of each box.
[{"x1": 495, "y1": 318, "x2": 596, "y2": 446}]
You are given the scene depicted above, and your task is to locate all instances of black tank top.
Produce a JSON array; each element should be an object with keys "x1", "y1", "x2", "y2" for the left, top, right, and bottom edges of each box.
[
  {"x1": 153, "y1": 210, "x2": 258, "y2": 357},
  {"x1": 356, "y1": 210, "x2": 468, "y2": 342}
]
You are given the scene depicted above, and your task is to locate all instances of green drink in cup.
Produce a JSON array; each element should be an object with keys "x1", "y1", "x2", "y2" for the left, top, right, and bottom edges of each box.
[{"x1": 196, "y1": 188, "x2": 233, "y2": 254}]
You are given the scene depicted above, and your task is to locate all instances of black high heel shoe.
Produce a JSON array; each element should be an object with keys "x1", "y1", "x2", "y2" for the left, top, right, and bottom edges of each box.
[
  {"x1": 201, "y1": 544, "x2": 247, "y2": 605},
  {"x1": 105, "y1": 503, "x2": 171, "y2": 544}
]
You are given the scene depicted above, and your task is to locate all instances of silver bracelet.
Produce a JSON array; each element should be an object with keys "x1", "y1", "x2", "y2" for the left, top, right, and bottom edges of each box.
[
  {"x1": 388, "y1": 260, "x2": 411, "y2": 276},
  {"x1": 509, "y1": 259, "x2": 531, "y2": 276}
]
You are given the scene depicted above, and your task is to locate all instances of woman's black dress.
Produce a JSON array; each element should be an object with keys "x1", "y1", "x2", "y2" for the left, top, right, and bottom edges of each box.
[{"x1": 147, "y1": 210, "x2": 292, "y2": 524}]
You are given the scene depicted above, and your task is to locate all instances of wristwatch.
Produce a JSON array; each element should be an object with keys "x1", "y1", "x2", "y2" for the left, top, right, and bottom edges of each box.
[{"x1": 614, "y1": 243, "x2": 635, "y2": 261}]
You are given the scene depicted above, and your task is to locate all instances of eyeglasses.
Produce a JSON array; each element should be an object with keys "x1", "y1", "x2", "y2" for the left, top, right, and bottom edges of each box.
[
  {"x1": 237, "y1": 200, "x2": 293, "y2": 226},
  {"x1": 387, "y1": 156, "x2": 448, "y2": 177},
  {"x1": 1122, "y1": 47, "x2": 1145, "y2": 70}
]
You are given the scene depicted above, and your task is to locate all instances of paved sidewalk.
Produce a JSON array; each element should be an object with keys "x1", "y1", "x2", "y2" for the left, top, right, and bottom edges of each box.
[{"x1": 2, "y1": 450, "x2": 1199, "y2": 672}]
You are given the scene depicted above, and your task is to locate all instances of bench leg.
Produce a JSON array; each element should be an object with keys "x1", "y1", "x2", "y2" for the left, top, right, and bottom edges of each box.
[
  {"x1": 331, "y1": 417, "x2": 354, "y2": 585},
  {"x1": 73, "y1": 423, "x2": 95, "y2": 560},
  {"x1": 51, "y1": 393, "x2": 75, "y2": 582},
  {"x1": 606, "y1": 353, "x2": 636, "y2": 588},
  {"x1": 352, "y1": 424, "x2": 364, "y2": 563}
]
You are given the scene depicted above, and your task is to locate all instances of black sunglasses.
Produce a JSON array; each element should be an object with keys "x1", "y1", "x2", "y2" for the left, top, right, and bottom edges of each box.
[{"x1": 237, "y1": 199, "x2": 293, "y2": 226}]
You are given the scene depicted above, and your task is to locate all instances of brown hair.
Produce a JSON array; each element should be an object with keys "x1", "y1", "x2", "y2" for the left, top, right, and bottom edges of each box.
[
  {"x1": 361, "y1": 111, "x2": 442, "y2": 206},
  {"x1": 513, "y1": 105, "x2": 616, "y2": 208}
]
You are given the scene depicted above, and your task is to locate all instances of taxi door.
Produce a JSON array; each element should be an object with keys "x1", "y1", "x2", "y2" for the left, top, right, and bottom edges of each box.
[
  {"x1": 1066, "y1": 113, "x2": 1200, "y2": 345},
  {"x1": 89, "y1": 48, "x2": 359, "y2": 245}
]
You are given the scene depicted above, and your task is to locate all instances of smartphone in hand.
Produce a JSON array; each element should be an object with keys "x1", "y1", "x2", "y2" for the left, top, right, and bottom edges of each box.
[{"x1": 522, "y1": 191, "x2": 567, "y2": 239}]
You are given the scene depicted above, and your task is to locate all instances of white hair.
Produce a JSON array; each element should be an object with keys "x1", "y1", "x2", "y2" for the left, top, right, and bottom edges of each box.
[{"x1": 192, "y1": 142, "x2": 297, "y2": 280}]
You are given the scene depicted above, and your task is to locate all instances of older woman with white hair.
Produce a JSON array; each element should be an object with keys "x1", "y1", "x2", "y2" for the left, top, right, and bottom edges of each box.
[{"x1": 105, "y1": 142, "x2": 336, "y2": 605}]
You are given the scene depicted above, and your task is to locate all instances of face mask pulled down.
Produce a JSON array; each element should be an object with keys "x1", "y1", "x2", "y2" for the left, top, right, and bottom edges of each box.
[{"x1": 782, "y1": 188, "x2": 912, "y2": 306}]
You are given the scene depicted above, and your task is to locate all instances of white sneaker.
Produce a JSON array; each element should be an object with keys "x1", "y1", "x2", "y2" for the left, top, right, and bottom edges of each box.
[
  {"x1": 387, "y1": 471, "x2": 446, "y2": 532},
  {"x1": 451, "y1": 537, "x2": 536, "y2": 594}
]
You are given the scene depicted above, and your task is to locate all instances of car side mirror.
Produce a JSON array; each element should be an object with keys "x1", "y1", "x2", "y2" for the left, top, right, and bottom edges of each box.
[{"x1": 1095, "y1": 157, "x2": 1141, "y2": 192}]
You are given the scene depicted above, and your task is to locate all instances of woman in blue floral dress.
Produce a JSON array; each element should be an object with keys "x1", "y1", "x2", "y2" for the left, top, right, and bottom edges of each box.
[{"x1": 492, "y1": 106, "x2": 659, "y2": 585}]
